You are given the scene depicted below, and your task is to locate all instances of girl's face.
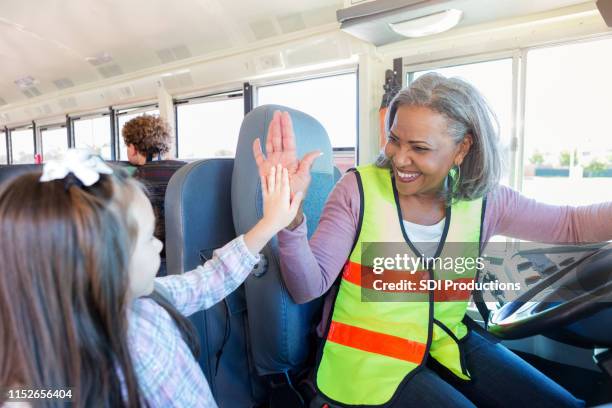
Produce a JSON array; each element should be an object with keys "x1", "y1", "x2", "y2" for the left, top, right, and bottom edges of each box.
[
  {"x1": 384, "y1": 105, "x2": 472, "y2": 199},
  {"x1": 128, "y1": 189, "x2": 163, "y2": 298}
]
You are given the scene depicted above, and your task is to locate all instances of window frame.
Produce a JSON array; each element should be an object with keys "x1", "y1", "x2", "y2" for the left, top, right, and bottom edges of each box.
[
  {"x1": 0, "y1": 129, "x2": 8, "y2": 165},
  {"x1": 8, "y1": 125, "x2": 36, "y2": 165},
  {"x1": 405, "y1": 50, "x2": 520, "y2": 191},
  {"x1": 402, "y1": 34, "x2": 612, "y2": 248},
  {"x1": 174, "y1": 90, "x2": 244, "y2": 159},
  {"x1": 403, "y1": 34, "x2": 612, "y2": 195},
  {"x1": 70, "y1": 110, "x2": 113, "y2": 160},
  {"x1": 253, "y1": 69, "x2": 359, "y2": 163},
  {"x1": 38, "y1": 123, "x2": 70, "y2": 161}
]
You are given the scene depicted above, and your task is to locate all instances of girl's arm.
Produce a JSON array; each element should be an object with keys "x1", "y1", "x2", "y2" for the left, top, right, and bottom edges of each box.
[
  {"x1": 487, "y1": 184, "x2": 612, "y2": 243},
  {"x1": 155, "y1": 165, "x2": 302, "y2": 316},
  {"x1": 155, "y1": 235, "x2": 260, "y2": 316}
]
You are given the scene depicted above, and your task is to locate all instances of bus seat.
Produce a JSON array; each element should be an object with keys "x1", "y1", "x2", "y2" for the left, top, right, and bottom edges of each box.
[
  {"x1": 131, "y1": 160, "x2": 187, "y2": 276},
  {"x1": 333, "y1": 166, "x2": 341, "y2": 183},
  {"x1": 164, "y1": 158, "x2": 266, "y2": 407},
  {"x1": 231, "y1": 105, "x2": 336, "y2": 381},
  {"x1": 0, "y1": 164, "x2": 41, "y2": 187}
]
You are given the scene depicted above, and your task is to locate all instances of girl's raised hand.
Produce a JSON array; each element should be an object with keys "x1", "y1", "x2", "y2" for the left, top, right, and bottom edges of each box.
[
  {"x1": 260, "y1": 164, "x2": 303, "y2": 233},
  {"x1": 243, "y1": 164, "x2": 304, "y2": 256}
]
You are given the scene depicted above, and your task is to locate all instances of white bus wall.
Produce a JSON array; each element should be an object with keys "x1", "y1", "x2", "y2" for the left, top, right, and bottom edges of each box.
[{"x1": 1, "y1": 1, "x2": 611, "y2": 165}]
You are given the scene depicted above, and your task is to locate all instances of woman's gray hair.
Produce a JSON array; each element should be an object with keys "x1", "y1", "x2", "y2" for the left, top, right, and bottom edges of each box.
[{"x1": 377, "y1": 72, "x2": 502, "y2": 204}]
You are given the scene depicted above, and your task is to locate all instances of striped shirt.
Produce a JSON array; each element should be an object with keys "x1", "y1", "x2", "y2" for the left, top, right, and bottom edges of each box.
[
  {"x1": 128, "y1": 235, "x2": 259, "y2": 407},
  {"x1": 132, "y1": 160, "x2": 187, "y2": 260}
]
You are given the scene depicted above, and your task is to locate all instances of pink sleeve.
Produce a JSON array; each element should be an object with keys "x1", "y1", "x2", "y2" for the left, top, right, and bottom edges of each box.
[
  {"x1": 277, "y1": 172, "x2": 360, "y2": 304},
  {"x1": 483, "y1": 184, "x2": 612, "y2": 244}
]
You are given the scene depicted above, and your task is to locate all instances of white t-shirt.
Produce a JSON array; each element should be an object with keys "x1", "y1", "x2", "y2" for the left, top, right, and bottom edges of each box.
[{"x1": 403, "y1": 218, "x2": 445, "y2": 258}]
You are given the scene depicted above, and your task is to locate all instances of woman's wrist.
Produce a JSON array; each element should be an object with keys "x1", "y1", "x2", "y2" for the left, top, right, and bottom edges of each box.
[
  {"x1": 244, "y1": 201, "x2": 304, "y2": 254},
  {"x1": 286, "y1": 206, "x2": 304, "y2": 231}
]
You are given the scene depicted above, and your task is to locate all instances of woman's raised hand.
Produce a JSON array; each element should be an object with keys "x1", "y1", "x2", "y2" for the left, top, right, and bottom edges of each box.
[{"x1": 252, "y1": 110, "x2": 321, "y2": 198}]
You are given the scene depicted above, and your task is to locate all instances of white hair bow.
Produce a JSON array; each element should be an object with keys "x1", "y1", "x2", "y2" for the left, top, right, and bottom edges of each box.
[{"x1": 40, "y1": 148, "x2": 113, "y2": 186}]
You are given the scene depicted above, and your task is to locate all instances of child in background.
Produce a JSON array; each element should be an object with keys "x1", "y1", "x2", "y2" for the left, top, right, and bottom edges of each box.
[{"x1": 0, "y1": 150, "x2": 301, "y2": 407}]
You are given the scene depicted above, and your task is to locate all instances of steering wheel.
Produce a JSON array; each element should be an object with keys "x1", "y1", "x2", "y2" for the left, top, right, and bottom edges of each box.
[{"x1": 487, "y1": 243, "x2": 612, "y2": 346}]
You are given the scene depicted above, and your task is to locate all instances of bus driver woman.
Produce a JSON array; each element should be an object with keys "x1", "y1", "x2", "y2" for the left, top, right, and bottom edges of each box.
[{"x1": 252, "y1": 73, "x2": 612, "y2": 408}]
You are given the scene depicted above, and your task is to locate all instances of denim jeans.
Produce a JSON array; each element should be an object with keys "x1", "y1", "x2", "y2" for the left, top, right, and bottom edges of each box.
[{"x1": 391, "y1": 331, "x2": 585, "y2": 408}]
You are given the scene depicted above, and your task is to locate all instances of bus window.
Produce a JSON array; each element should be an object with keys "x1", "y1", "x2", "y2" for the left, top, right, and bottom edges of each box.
[
  {"x1": 176, "y1": 95, "x2": 243, "y2": 159},
  {"x1": 0, "y1": 130, "x2": 7, "y2": 164},
  {"x1": 116, "y1": 106, "x2": 160, "y2": 160},
  {"x1": 412, "y1": 58, "x2": 514, "y2": 186},
  {"x1": 11, "y1": 128, "x2": 35, "y2": 164},
  {"x1": 523, "y1": 38, "x2": 612, "y2": 206},
  {"x1": 73, "y1": 115, "x2": 112, "y2": 160},
  {"x1": 40, "y1": 125, "x2": 68, "y2": 162},
  {"x1": 257, "y1": 72, "x2": 358, "y2": 172}
]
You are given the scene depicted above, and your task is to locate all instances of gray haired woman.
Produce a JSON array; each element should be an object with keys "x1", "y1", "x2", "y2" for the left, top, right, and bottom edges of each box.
[
  {"x1": 253, "y1": 73, "x2": 611, "y2": 407},
  {"x1": 376, "y1": 73, "x2": 502, "y2": 204}
]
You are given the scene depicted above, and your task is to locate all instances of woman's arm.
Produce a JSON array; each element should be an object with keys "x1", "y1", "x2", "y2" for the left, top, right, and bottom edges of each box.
[
  {"x1": 277, "y1": 172, "x2": 360, "y2": 303},
  {"x1": 486, "y1": 184, "x2": 612, "y2": 243}
]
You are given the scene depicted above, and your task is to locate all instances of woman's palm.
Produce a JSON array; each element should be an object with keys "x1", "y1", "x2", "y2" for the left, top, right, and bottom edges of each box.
[{"x1": 252, "y1": 111, "x2": 320, "y2": 196}]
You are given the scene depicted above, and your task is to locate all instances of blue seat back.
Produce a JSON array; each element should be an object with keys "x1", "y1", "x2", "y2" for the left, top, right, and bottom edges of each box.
[
  {"x1": 333, "y1": 166, "x2": 342, "y2": 183},
  {"x1": 0, "y1": 164, "x2": 41, "y2": 187},
  {"x1": 165, "y1": 159, "x2": 266, "y2": 407},
  {"x1": 231, "y1": 105, "x2": 335, "y2": 375},
  {"x1": 132, "y1": 160, "x2": 187, "y2": 275}
]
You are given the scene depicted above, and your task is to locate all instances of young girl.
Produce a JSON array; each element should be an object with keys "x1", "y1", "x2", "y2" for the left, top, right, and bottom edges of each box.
[{"x1": 0, "y1": 150, "x2": 302, "y2": 407}]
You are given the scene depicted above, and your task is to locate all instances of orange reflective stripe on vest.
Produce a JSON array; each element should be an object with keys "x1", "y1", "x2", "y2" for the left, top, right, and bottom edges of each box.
[
  {"x1": 327, "y1": 320, "x2": 427, "y2": 364},
  {"x1": 342, "y1": 260, "x2": 474, "y2": 300},
  {"x1": 341, "y1": 260, "x2": 428, "y2": 290}
]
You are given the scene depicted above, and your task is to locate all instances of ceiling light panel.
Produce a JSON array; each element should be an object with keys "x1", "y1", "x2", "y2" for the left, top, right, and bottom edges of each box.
[
  {"x1": 389, "y1": 9, "x2": 463, "y2": 38},
  {"x1": 14, "y1": 76, "x2": 39, "y2": 89},
  {"x1": 86, "y1": 52, "x2": 114, "y2": 66},
  {"x1": 52, "y1": 78, "x2": 75, "y2": 90}
]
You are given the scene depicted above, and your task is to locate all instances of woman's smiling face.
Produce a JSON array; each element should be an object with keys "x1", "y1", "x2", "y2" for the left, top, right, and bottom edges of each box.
[{"x1": 384, "y1": 105, "x2": 472, "y2": 199}]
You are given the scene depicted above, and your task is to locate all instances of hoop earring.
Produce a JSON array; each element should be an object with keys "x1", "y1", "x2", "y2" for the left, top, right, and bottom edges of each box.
[{"x1": 452, "y1": 164, "x2": 461, "y2": 191}]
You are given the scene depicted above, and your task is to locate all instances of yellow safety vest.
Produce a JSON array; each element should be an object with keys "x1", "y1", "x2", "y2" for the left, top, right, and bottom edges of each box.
[{"x1": 315, "y1": 164, "x2": 484, "y2": 406}]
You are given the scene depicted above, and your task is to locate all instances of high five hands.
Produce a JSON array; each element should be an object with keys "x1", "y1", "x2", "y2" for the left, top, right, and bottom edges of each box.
[{"x1": 252, "y1": 111, "x2": 322, "y2": 201}]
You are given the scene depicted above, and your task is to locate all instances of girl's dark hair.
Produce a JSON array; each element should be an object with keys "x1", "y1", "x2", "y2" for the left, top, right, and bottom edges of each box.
[{"x1": 0, "y1": 168, "x2": 197, "y2": 407}]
